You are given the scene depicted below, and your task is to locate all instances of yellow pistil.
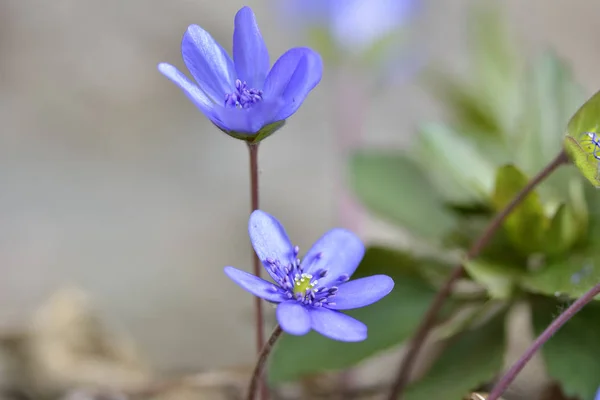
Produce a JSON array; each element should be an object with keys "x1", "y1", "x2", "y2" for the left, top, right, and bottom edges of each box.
[{"x1": 293, "y1": 273, "x2": 315, "y2": 295}]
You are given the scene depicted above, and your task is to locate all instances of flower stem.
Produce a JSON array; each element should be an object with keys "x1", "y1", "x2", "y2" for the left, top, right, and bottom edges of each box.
[
  {"x1": 386, "y1": 149, "x2": 570, "y2": 400},
  {"x1": 248, "y1": 142, "x2": 267, "y2": 400},
  {"x1": 246, "y1": 324, "x2": 283, "y2": 400},
  {"x1": 487, "y1": 282, "x2": 600, "y2": 400}
]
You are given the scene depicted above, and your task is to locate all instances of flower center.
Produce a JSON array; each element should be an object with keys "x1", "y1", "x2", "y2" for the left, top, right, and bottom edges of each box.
[
  {"x1": 293, "y1": 273, "x2": 315, "y2": 295},
  {"x1": 265, "y1": 246, "x2": 351, "y2": 308},
  {"x1": 224, "y1": 79, "x2": 263, "y2": 109}
]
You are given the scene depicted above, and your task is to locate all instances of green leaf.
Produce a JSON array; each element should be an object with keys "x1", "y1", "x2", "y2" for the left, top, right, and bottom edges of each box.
[
  {"x1": 521, "y1": 253, "x2": 600, "y2": 298},
  {"x1": 349, "y1": 151, "x2": 457, "y2": 240},
  {"x1": 443, "y1": 214, "x2": 527, "y2": 267},
  {"x1": 411, "y1": 123, "x2": 496, "y2": 204},
  {"x1": 516, "y1": 53, "x2": 585, "y2": 200},
  {"x1": 531, "y1": 297, "x2": 600, "y2": 399},
  {"x1": 424, "y1": 3, "x2": 520, "y2": 144},
  {"x1": 404, "y1": 310, "x2": 507, "y2": 400},
  {"x1": 543, "y1": 203, "x2": 579, "y2": 256},
  {"x1": 492, "y1": 165, "x2": 548, "y2": 253},
  {"x1": 568, "y1": 177, "x2": 589, "y2": 238},
  {"x1": 423, "y1": 70, "x2": 502, "y2": 139},
  {"x1": 582, "y1": 176, "x2": 600, "y2": 248},
  {"x1": 268, "y1": 246, "x2": 455, "y2": 383},
  {"x1": 464, "y1": 260, "x2": 523, "y2": 299},
  {"x1": 468, "y1": 2, "x2": 522, "y2": 136},
  {"x1": 564, "y1": 89, "x2": 600, "y2": 188}
]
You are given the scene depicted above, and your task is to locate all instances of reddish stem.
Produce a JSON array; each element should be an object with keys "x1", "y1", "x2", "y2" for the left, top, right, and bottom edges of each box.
[
  {"x1": 487, "y1": 282, "x2": 600, "y2": 400},
  {"x1": 248, "y1": 142, "x2": 267, "y2": 400},
  {"x1": 387, "y1": 150, "x2": 570, "y2": 400},
  {"x1": 247, "y1": 325, "x2": 283, "y2": 400}
]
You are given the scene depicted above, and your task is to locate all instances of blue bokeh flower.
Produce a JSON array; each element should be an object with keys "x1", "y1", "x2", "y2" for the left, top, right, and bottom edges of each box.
[
  {"x1": 596, "y1": 386, "x2": 600, "y2": 400},
  {"x1": 224, "y1": 210, "x2": 394, "y2": 342},
  {"x1": 278, "y1": 0, "x2": 420, "y2": 55},
  {"x1": 158, "y1": 6, "x2": 322, "y2": 142}
]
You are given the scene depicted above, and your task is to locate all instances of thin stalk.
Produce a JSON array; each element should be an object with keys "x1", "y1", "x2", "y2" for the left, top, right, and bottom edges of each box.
[
  {"x1": 487, "y1": 282, "x2": 600, "y2": 400},
  {"x1": 246, "y1": 325, "x2": 283, "y2": 400},
  {"x1": 387, "y1": 150, "x2": 570, "y2": 400},
  {"x1": 248, "y1": 142, "x2": 267, "y2": 400}
]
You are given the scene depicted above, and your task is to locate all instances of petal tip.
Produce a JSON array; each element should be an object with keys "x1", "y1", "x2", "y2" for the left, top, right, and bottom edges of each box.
[
  {"x1": 223, "y1": 266, "x2": 240, "y2": 279},
  {"x1": 236, "y1": 5, "x2": 255, "y2": 16},
  {"x1": 249, "y1": 209, "x2": 271, "y2": 224},
  {"x1": 277, "y1": 302, "x2": 311, "y2": 336},
  {"x1": 348, "y1": 331, "x2": 367, "y2": 342},
  {"x1": 185, "y1": 24, "x2": 203, "y2": 35},
  {"x1": 157, "y1": 63, "x2": 184, "y2": 80},
  {"x1": 380, "y1": 274, "x2": 395, "y2": 294}
]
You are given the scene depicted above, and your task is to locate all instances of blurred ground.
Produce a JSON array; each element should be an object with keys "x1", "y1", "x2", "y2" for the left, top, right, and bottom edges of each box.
[{"x1": 0, "y1": 0, "x2": 600, "y2": 395}]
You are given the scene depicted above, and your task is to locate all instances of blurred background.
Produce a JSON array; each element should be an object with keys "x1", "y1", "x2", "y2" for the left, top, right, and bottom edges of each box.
[{"x1": 1, "y1": 0, "x2": 600, "y2": 398}]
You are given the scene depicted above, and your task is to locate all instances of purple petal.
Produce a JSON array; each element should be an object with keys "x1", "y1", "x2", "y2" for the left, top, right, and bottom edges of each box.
[
  {"x1": 211, "y1": 98, "x2": 284, "y2": 134},
  {"x1": 276, "y1": 301, "x2": 311, "y2": 335},
  {"x1": 262, "y1": 48, "x2": 309, "y2": 98},
  {"x1": 327, "y1": 275, "x2": 394, "y2": 310},
  {"x1": 233, "y1": 7, "x2": 270, "y2": 89},
  {"x1": 309, "y1": 307, "x2": 367, "y2": 342},
  {"x1": 157, "y1": 63, "x2": 217, "y2": 119},
  {"x1": 300, "y1": 228, "x2": 365, "y2": 287},
  {"x1": 182, "y1": 24, "x2": 236, "y2": 103},
  {"x1": 224, "y1": 266, "x2": 287, "y2": 303},
  {"x1": 262, "y1": 47, "x2": 323, "y2": 121},
  {"x1": 249, "y1": 210, "x2": 295, "y2": 281}
]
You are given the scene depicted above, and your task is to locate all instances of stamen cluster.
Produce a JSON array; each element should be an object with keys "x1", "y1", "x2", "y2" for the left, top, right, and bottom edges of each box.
[
  {"x1": 265, "y1": 246, "x2": 349, "y2": 308},
  {"x1": 224, "y1": 79, "x2": 263, "y2": 109}
]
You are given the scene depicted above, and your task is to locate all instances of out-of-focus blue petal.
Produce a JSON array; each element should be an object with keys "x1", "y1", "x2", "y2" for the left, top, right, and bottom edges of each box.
[
  {"x1": 157, "y1": 63, "x2": 217, "y2": 118},
  {"x1": 327, "y1": 275, "x2": 394, "y2": 310},
  {"x1": 277, "y1": 0, "x2": 333, "y2": 29},
  {"x1": 263, "y1": 47, "x2": 322, "y2": 121},
  {"x1": 182, "y1": 24, "x2": 236, "y2": 102},
  {"x1": 277, "y1": 301, "x2": 311, "y2": 335},
  {"x1": 224, "y1": 266, "x2": 287, "y2": 303},
  {"x1": 233, "y1": 6, "x2": 270, "y2": 89},
  {"x1": 309, "y1": 307, "x2": 367, "y2": 342},
  {"x1": 300, "y1": 228, "x2": 364, "y2": 287},
  {"x1": 212, "y1": 98, "x2": 284, "y2": 134},
  {"x1": 595, "y1": 386, "x2": 600, "y2": 400},
  {"x1": 330, "y1": 0, "x2": 420, "y2": 53},
  {"x1": 248, "y1": 210, "x2": 295, "y2": 280}
]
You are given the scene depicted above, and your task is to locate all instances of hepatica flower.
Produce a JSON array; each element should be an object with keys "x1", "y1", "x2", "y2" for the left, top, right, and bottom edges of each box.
[
  {"x1": 158, "y1": 7, "x2": 322, "y2": 142},
  {"x1": 224, "y1": 210, "x2": 394, "y2": 342}
]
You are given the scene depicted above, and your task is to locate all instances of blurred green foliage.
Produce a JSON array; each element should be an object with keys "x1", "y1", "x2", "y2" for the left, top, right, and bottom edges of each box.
[{"x1": 270, "y1": 2, "x2": 600, "y2": 398}]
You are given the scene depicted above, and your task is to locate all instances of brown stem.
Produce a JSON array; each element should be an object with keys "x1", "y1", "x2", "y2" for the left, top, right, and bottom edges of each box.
[
  {"x1": 487, "y1": 282, "x2": 600, "y2": 400},
  {"x1": 247, "y1": 325, "x2": 283, "y2": 400},
  {"x1": 248, "y1": 142, "x2": 267, "y2": 400},
  {"x1": 387, "y1": 150, "x2": 570, "y2": 400}
]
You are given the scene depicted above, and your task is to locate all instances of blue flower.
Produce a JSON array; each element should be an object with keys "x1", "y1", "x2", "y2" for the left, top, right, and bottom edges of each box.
[
  {"x1": 158, "y1": 7, "x2": 322, "y2": 142},
  {"x1": 224, "y1": 210, "x2": 394, "y2": 342},
  {"x1": 278, "y1": 0, "x2": 420, "y2": 54},
  {"x1": 596, "y1": 386, "x2": 600, "y2": 400}
]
